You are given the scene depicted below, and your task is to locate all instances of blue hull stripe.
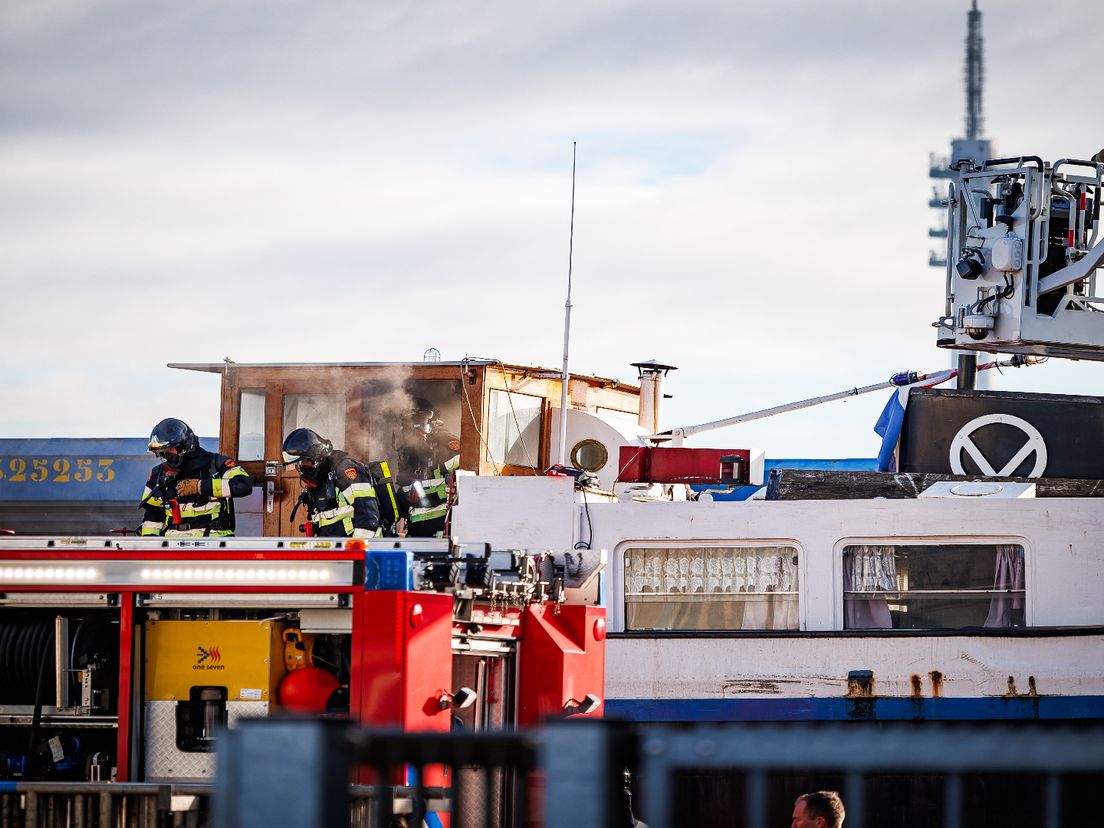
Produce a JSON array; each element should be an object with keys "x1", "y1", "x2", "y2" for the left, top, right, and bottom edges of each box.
[{"x1": 605, "y1": 695, "x2": 1104, "y2": 722}]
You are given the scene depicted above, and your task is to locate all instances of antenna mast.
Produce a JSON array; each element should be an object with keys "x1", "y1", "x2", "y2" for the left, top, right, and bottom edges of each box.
[
  {"x1": 557, "y1": 143, "x2": 577, "y2": 467},
  {"x1": 965, "y1": 0, "x2": 984, "y2": 141}
]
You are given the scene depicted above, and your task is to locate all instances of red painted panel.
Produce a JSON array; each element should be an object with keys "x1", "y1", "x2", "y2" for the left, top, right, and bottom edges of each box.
[
  {"x1": 351, "y1": 591, "x2": 452, "y2": 786},
  {"x1": 116, "y1": 593, "x2": 134, "y2": 781},
  {"x1": 402, "y1": 595, "x2": 453, "y2": 733},
  {"x1": 351, "y1": 591, "x2": 452, "y2": 730},
  {"x1": 617, "y1": 446, "x2": 751, "y2": 484},
  {"x1": 517, "y1": 604, "x2": 605, "y2": 726}
]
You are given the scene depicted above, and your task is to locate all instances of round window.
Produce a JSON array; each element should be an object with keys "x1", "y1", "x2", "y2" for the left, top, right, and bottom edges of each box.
[{"x1": 570, "y1": 439, "x2": 608, "y2": 472}]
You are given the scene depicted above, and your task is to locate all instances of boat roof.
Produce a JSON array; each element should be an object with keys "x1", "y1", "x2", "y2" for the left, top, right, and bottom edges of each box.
[
  {"x1": 169, "y1": 359, "x2": 496, "y2": 372},
  {"x1": 168, "y1": 360, "x2": 636, "y2": 388}
]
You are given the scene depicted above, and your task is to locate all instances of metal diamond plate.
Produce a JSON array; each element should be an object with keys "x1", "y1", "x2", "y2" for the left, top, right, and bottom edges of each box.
[{"x1": 144, "y1": 700, "x2": 269, "y2": 780}]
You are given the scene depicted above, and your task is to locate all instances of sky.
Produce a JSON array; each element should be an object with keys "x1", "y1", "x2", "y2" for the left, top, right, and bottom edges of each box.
[{"x1": 1, "y1": 0, "x2": 1102, "y2": 458}]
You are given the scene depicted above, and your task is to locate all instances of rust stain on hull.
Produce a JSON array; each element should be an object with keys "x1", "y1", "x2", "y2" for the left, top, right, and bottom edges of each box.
[
  {"x1": 929, "y1": 670, "x2": 944, "y2": 697},
  {"x1": 845, "y1": 670, "x2": 875, "y2": 698},
  {"x1": 1004, "y1": 675, "x2": 1040, "y2": 698}
]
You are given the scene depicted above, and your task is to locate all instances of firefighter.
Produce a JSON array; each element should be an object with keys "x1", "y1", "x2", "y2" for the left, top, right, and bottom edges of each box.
[
  {"x1": 282, "y1": 428, "x2": 383, "y2": 538},
  {"x1": 393, "y1": 399, "x2": 460, "y2": 538},
  {"x1": 140, "y1": 418, "x2": 253, "y2": 537}
]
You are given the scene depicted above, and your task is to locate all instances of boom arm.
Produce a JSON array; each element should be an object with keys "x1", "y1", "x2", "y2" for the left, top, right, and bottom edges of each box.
[{"x1": 651, "y1": 359, "x2": 1036, "y2": 445}]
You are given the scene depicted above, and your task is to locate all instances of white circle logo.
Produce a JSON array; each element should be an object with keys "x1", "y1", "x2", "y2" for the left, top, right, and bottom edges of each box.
[{"x1": 948, "y1": 413, "x2": 1048, "y2": 478}]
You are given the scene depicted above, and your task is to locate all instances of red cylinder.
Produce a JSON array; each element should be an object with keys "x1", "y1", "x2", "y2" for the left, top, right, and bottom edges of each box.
[{"x1": 278, "y1": 667, "x2": 340, "y2": 713}]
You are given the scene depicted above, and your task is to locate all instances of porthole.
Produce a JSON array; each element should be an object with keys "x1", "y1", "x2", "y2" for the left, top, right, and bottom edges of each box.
[{"x1": 570, "y1": 439, "x2": 608, "y2": 472}]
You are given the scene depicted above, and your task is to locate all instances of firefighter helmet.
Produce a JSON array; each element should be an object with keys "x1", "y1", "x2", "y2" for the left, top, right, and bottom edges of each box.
[
  {"x1": 147, "y1": 418, "x2": 199, "y2": 468},
  {"x1": 282, "y1": 428, "x2": 333, "y2": 467}
]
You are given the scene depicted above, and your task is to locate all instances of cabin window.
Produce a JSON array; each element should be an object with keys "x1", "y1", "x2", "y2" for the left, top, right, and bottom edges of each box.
[
  {"x1": 623, "y1": 545, "x2": 799, "y2": 631},
  {"x1": 842, "y1": 543, "x2": 1025, "y2": 630},
  {"x1": 237, "y1": 389, "x2": 265, "y2": 461},
  {"x1": 282, "y1": 394, "x2": 345, "y2": 450},
  {"x1": 487, "y1": 390, "x2": 542, "y2": 468}
]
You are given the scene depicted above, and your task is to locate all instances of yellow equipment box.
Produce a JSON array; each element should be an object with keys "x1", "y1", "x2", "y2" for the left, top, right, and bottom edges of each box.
[{"x1": 144, "y1": 619, "x2": 287, "y2": 702}]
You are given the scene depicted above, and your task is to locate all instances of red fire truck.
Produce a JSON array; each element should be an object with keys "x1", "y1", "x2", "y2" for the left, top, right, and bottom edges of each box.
[{"x1": 0, "y1": 536, "x2": 605, "y2": 813}]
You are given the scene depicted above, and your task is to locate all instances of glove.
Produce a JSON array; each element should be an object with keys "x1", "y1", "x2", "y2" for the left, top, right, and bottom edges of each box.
[{"x1": 174, "y1": 478, "x2": 202, "y2": 498}]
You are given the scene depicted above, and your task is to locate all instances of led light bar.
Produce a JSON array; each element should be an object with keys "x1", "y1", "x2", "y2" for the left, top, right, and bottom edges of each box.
[
  {"x1": 0, "y1": 559, "x2": 355, "y2": 588},
  {"x1": 1, "y1": 567, "x2": 100, "y2": 581},
  {"x1": 138, "y1": 566, "x2": 333, "y2": 583}
]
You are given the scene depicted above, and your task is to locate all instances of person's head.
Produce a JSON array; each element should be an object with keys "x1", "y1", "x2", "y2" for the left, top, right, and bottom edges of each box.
[
  {"x1": 792, "y1": 791, "x2": 844, "y2": 828},
  {"x1": 282, "y1": 428, "x2": 333, "y2": 481},
  {"x1": 148, "y1": 418, "x2": 199, "y2": 470},
  {"x1": 409, "y1": 398, "x2": 439, "y2": 434}
]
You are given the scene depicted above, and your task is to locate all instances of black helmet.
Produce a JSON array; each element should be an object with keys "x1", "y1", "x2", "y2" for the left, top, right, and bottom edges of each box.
[
  {"x1": 282, "y1": 428, "x2": 333, "y2": 468},
  {"x1": 148, "y1": 418, "x2": 199, "y2": 469}
]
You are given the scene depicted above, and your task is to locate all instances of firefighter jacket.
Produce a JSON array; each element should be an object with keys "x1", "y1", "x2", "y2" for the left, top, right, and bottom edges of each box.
[
  {"x1": 404, "y1": 451, "x2": 461, "y2": 539},
  {"x1": 365, "y1": 460, "x2": 409, "y2": 537},
  {"x1": 296, "y1": 452, "x2": 382, "y2": 538},
  {"x1": 139, "y1": 451, "x2": 253, "y2": 537}
]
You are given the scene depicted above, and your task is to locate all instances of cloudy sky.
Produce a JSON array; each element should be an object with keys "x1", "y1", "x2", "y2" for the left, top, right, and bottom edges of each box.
[{"x1": 2, "y1": 0, "x2": 1102, "y2": 457}]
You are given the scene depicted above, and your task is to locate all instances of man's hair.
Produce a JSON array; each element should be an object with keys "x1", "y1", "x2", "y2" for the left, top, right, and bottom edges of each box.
[{"x1": 797, "y1": 791, "x2": 845, "y2": 827}]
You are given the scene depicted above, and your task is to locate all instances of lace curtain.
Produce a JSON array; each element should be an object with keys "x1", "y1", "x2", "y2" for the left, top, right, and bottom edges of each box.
[{"x1": 624, "y1": 546, "x2": 798, "y2": 631}]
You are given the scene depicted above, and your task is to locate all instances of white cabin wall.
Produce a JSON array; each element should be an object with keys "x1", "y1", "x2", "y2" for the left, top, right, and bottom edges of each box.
[
  {"x1": 581, "y1": 497, "x2": 1104, "y2": 632},
  {"x1": 451, "y1": 478, "x2": 1104, "y2": 630},
  {"x1": 452, "y1": 475, "x2": 578, "y2": 550}
]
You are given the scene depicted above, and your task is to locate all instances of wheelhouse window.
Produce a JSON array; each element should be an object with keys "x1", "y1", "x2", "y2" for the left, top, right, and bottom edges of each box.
[
  {"x1": 842, "y1": 543, "x2": 1025, "y2": 630},
  {"x1": 237, "y1": 389, "x2": 265, "y2": 461},
  {"x1": 624, "y1": 545, "x2": 799, "y2": 631},
  {"x1": 361, "y1": 379, "x2": 462, "y2": 471},
  {"x1": 282, "y1": 394, "x2": 345, "y2": 450},
  {"x1": 487, "y1": 390, "x2": 541, "y2": 468}
]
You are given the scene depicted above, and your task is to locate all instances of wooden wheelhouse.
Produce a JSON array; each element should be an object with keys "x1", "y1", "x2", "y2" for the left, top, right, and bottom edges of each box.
[{"x1": 171, "y1": 360, "x2": 642, "y2": 536}]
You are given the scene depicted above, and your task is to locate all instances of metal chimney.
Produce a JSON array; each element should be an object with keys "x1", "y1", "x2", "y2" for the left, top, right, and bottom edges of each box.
[{"x1": 630, "y1": 360, "x2": 678, "y2": 434}]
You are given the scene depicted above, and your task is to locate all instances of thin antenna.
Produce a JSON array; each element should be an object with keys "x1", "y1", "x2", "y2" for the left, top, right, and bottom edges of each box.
[{"x1": 557, "y1": 142, "x2": 577, "y2": 467}]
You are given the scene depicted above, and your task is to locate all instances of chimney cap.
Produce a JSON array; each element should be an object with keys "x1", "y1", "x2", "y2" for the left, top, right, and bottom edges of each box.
[{"x1": 630, "y1": 359, "x2": 678, "y2": 376}]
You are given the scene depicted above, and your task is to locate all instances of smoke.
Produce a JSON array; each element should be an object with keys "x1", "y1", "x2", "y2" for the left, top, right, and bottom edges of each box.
[{"x1": 358, "y1": 364, "x2": 464, "y2": 463}]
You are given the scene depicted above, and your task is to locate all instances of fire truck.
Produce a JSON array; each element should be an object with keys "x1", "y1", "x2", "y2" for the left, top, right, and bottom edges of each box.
[{"x1": 0, "y1": 535, "x2": 605, "y2": 817}]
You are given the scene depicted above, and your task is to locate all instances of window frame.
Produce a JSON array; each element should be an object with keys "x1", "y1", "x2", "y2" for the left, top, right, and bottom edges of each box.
[
  {"x1": 485, "y1": 389, "x2": 544, "y2": 471},
  {"x1": 835, "y1": 536, "x2": 1032, "y2": 631},
  {"x1": 614, "y1": 539, "x2": 806, "y2": 633},
  {"x1": 236, "y1": 388, "x2": 267, "y2": 462}
]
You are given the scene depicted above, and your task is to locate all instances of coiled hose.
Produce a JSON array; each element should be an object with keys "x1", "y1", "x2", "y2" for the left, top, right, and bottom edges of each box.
[{"x1": 0, "y1": 616, "x2": 55, "y2": 704}]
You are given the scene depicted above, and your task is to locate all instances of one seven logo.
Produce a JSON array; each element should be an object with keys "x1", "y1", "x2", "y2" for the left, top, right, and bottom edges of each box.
[{"x1": 196, "y1": 646, "x2": 221, "y2": 664}]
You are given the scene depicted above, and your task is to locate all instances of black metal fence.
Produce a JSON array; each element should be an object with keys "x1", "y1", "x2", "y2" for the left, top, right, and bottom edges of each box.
[
  {"x1": 0, "y1": 782, "x2": 206, "y2": 828},
  {"x1": 212, "y1": 719, "x2": 1104, "y2": 828},
  {"x1": 3, "y1": 720, "x2": 1102, "y2": 827}
]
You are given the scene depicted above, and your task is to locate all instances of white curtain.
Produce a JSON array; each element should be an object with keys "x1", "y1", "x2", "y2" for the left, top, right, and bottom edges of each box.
[
  {"x1": 843, "y1": 545, "x2": 897, "y2": 629},
  {"x1": 625, "y1": 546, "x2": 798, "y2": 631}
]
